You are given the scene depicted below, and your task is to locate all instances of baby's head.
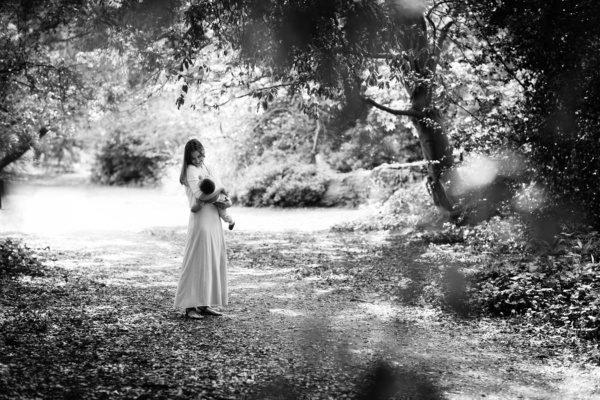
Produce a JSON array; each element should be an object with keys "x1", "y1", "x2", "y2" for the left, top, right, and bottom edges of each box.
[{"x1": 199, "y1": 177, "x2": 216, "y2": 195}]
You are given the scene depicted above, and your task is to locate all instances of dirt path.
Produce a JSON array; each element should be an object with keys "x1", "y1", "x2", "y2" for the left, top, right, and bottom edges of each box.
[
  {"x1": 3, "y1": 225, "x2": 599, "y2": 399},
  {"x1": 2, "y1": 181, "x2": 600, "y2": 399}
]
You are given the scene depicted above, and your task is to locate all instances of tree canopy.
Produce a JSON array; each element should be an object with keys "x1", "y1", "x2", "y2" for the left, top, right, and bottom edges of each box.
[
  {"x1": 468, "y1": 0, "x2": 600, "y2": 225},
  {"x1": 0, "y1": 0, "x2": 91, "y2": 170},
  {"x1": 0, "y1": 0, "x2": 179, "y2": 171},
  {"x1": 2, "y1": 0, "x2": 600, "y2": 226}
]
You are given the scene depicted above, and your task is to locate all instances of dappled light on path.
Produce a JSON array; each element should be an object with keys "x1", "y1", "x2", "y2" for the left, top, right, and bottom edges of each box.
[
  {"x1": 2, "y1": 183, "x2": 600, "y2": 399},
  {"x1": 268, "y1": 309, "x2": 304, "y2": 317}
]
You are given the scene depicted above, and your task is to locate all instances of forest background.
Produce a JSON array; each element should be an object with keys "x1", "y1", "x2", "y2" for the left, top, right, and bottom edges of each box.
[
  {"x1": 1, "y1": 0, "x2": 600, "y2": 397},
  {"x1": 2, "y1": 0, "x2": 599, "y2": 219}
]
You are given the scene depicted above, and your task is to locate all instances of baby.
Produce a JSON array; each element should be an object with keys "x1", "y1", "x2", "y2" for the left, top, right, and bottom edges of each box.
[{"x1": 191, "y1": 177, "x2": 235, "y2": 230}]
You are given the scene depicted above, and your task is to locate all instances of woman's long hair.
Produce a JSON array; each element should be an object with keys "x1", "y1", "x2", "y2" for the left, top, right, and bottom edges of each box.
[{"x1": 179, "y1": 139, "x2": 205, "y2": 186}]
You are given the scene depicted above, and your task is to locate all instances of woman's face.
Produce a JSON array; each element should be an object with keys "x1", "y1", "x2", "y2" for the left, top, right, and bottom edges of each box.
[{"x1": 190, "y1": 150, "x2": 205, "y2": 167}]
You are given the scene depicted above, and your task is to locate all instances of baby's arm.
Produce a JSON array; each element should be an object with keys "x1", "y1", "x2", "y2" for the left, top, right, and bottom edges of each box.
[
  {"x1": 212, "y1": 185, "x2": 228, "y2": 198},
  {"x1": 191, "y1": 197, "x2": 203, "y2": 213}
]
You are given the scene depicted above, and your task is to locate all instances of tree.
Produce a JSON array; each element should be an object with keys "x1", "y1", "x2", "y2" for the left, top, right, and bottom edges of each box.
[
  {"x1": 0, "y1": 0, "x2": 511, "y2": 217},
  {"x1": 466, "y1": 0, "x2": 600, "y2": 227},
  {"x1": 167, "y1": 0, "x2": 461, "y2": 216},
  {"x1": 0, "y1": 0, "x2": 181, "y2": 174},
  {"x1": 0, "y1": 0, "x2": 91, "y2": 172}
]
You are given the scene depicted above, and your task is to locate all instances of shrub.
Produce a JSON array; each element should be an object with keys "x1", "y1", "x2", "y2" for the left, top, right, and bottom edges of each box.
[
  {"x1": 472, "y1": 228, "x2": 600, "y2": 327},
  {"x1": 326, "y1": 131, "x2": 418, "y2": 173},
  {"x1": 234, "y1": 161, "x2": 328, "y2": 207},
  {"x1": 332, "y1": 179, "x2": 436, "y2": 232},
  {"x1": 424, "y1": 220, "x2": 600, "y2": 342},
  {"x1": 91, "y1": 130, "x2": 171, "y2": 186},
  {"x1": 0, "y1": 238, "x2": 44, "y2": 278}
]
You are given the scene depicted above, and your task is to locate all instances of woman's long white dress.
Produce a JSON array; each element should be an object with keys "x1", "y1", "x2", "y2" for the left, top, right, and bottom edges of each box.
[{"x1": 174, "y1": 163, "x2": 228, "y2": 309}]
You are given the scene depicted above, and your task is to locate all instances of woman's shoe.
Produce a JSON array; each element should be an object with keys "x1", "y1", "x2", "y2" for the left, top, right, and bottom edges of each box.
[
  {"x1": 185, "y1": 308, "x2": 203, "y2": 319},
  {"x1": 198, "y1": 306, "x2": 223, "y2": 316}
]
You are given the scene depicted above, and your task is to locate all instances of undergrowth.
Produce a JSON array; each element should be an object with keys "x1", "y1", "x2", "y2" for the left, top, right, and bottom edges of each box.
[
  {"x1": 333, "y1": 182, "x2": 600, "y2": 363},
  {"x1": 332, "y1": 180, "x2": 437, "y2": 232},
  {"x1": 0, "y1": 238, "x2": 45, "y2": 278},
  {"x1": 420, "y1": 221, "x2": 600, "y2": 354}
]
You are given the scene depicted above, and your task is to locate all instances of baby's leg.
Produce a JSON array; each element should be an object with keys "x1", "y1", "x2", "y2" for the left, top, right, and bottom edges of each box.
[
  {"x1": 218, "y1": 208, "x2": 233, "y2": 224},
  {"x1": 217, "y1": 208, "x2": 235, "y2": 230}
]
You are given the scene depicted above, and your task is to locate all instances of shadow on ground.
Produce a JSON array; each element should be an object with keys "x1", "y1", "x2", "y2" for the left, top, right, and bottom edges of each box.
[{"x1": 2, "y1": 228, "x2": 598, "y2": 399}]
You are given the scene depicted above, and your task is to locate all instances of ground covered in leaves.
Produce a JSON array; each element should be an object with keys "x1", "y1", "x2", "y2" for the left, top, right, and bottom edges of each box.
[{"x1": 2, "y1": 225, "x2": 600, "y2": 400}]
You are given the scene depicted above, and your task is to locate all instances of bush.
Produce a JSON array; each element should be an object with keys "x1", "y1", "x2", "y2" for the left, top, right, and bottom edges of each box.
[
  {"x1": 332, "y1": 180, "x2": 436, "y2": 232},
  {"x1": 91, "y1": 130, "x2": 171, "y2": 186},
  {"x1": 0, "y1": 238, "x2": 44, "y2": 278},
  {"x1": 467, "y1": 228, "x2": 600, "y2": 340},
  {"x1": 326, "y1": 129, "x2": 419, "y2": 173},
  {"x1": 420, "y1": 218, "x2": 600, "y2": 342},
  {"x1": 234, "y1": 161, "x2": 329, "y2": 207}
]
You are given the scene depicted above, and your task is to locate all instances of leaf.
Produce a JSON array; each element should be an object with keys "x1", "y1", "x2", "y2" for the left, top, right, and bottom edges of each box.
[{"x1": 175, "y1": 94, "x2": 185, "y2": 109}]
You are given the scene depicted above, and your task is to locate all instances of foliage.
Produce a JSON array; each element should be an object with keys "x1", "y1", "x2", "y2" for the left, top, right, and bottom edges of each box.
[
  {"x1": 325, "y1": 120, "x2": 420, "y2": 173},
  {"x1": 0, "y1": 239, "x2": 44, "y2": 278},
  {"x1": 32, "y1": 129, "x2": 83, "y2": 172},
  {"x1": 163, "y1": 0, "x2": 600, "y2": 222},
  {"x1": 0, "y1": 231, "x2": 448, "y2": 399},
  {"x1": 335, "y1": 177, "x2": 600, "y2": 349},
  {"x1": 0, "y1": 0, "x2": 185, "y2": 172},
  {"x1": 157, "y1": 0, "x2": 525, "y2": 214},
  {"x1": 464, "y1": 0, "x2": 600, "y2": 227},
  {"x1": 4, "y1": 0, "x2": 599, "y2": 225},
  {"x1": 416, "y1": 217, "x2": 600, "y2": 354},
  {"x1": 227, "y1": 95, "x2": 423, "y2": 206},
  {"x1": 468, "y1": 229, "x2": 600, "y2": 341},
  {"x1": 0, "y1": 0, "x2": 97, "y2": 172},
  {"x1": 234, "y1": 160, "x2": 329, "y2": 207},
  {"x1": 229, "y1": 100, "x2": 318, "y2": 172},
  {"x1": 0, "y1": 0, "x2": 522, "y2": 215},
  {"x1": 91, "y1": 130, "x2": 171, "y2": 186},
  {"x1": 332, "y1": 180, "x2": 436, "y2": 232}
]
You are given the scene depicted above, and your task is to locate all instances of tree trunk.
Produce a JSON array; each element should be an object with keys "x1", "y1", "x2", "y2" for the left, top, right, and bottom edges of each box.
[
  {"x1": 310, "y1": 119, "x2": 320, "y2": 164},
  {"x1": 396, "y1": 9, "x2": 458, "y2": 216},
  {"x1": 0, "y1": 127, "x2": 48, "y2": 172},
  {"x1": 410, "y1": 89, "x2": 457, "y2": 214}
]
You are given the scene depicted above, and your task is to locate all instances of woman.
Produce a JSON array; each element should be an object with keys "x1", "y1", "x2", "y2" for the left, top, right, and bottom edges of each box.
[{"x1": 174, "y1": 139, "x2": 228, "y2": 319}]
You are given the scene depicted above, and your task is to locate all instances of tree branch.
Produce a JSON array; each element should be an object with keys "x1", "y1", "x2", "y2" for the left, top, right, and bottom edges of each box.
[
  {"x1": 473, "y1": 18, "x2": 528, "y2": 91},
  {"x1": 0, "y1": 127, "x2": 48, "y2": 171},
  {"x1": 14, "y1": 80, "x2": 35, "y2": 90},
  {"x1": 43, "y1": 29, "x2": 93, "y2": 44},
  {"x1": 446, "y1": 95, "x2": 484, "y2": 125},
  {"x1": 361, "y1": 96, "x2": 425, "y2": 119},
  {"x1": 435, "y1": 20, "x2": 454, "y2": 61},
  {"x1": 213, "y1": 82, "x2": 294, "y2": 108},
  {"x1": 373, "y1": 160, "x2": 432, "y2": 171}
]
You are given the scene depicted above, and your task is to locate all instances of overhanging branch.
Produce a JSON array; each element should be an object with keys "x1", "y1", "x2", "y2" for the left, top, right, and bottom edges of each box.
[
  {"x1": 361, "y1": 96, "x2": 426, "y2": 119},
  {"x1": 213, "y1": 82, "x2": 294, "y2": 108},
  {"x1": 0, "y1": 127, "x2": 48, "y2": 171},
  {"x1": 373, "y1": 160, "x2": 434, "y2": 171},
  {"x1": 435, "y1": 20, "x2": 454, "y2": 61},
  {"x1": 473, "y1": 18, "x2": 527, "y2": 91}
]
